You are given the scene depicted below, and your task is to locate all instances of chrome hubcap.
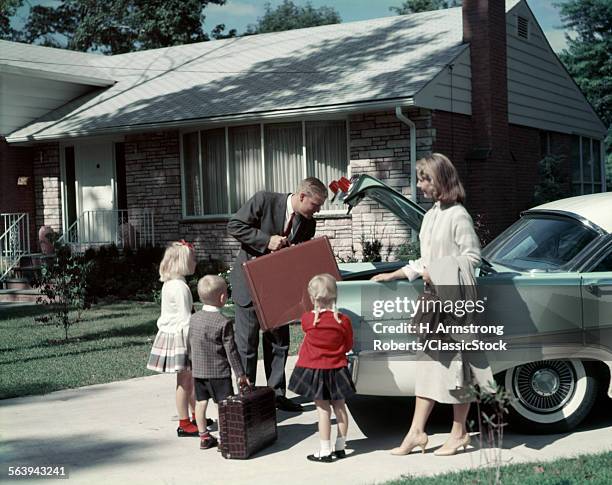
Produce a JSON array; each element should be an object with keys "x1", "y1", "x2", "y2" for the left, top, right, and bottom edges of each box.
[
  {"x1": 531, "y1": 369, "x2": 559, "y2": 396},
  {"x1": 513, "y1": 361, "x2": 575, "y2": 413}
]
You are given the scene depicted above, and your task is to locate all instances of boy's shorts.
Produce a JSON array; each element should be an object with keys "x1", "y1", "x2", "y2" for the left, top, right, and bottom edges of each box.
[{"x1": 194, "y1": 377, "x2": 234, "y2": 403}]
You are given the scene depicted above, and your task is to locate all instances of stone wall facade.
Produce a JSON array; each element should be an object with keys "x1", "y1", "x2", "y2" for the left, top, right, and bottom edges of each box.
[
  {"x1": 22, "y1": 106, "x2": 564, "y2": 264},
  {"x1": 118, "y1": 108, "x2": 435, "y2": 267},
  {"x1": 33, "y1": 143, "x2": 62, "y2": 249},
  {"x1": 343, "y1": 108, "x2": 433, "y2": 261}
]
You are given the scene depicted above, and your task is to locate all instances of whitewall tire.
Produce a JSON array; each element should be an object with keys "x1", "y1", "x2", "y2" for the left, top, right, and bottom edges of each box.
[{"x1": 504, "y1": 359, "x2": 598, "y2": 433}]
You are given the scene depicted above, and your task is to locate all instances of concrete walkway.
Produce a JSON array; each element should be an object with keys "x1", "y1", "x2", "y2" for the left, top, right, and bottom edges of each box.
[{"x1": 1, "y1": 356, "x2": 611, "y2": 484}]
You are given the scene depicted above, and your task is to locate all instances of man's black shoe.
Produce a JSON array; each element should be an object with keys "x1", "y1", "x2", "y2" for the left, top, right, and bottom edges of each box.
[{"x1": 275, "y1": 396, "x2": 303, "y2": 412}]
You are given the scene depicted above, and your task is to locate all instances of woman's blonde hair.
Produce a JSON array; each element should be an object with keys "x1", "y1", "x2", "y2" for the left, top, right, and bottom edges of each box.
[
  {"x1": 159, "y1": 242, "x2": 195, "y2": 282},
  {"x1": 416, "y1": 153, "x2": 465, "y2": 204},
  {"x1": 307, "y1": 273, "x2": 341, "y2": 325}
]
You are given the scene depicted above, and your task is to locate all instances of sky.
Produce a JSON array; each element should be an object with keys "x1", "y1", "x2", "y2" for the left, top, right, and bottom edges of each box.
[
  {"x1": 13, "y1": 0, "x2": 570, "y2": 53},
  {"x1": 204, "y1": 0, "x2": 570, "y2": 52}
]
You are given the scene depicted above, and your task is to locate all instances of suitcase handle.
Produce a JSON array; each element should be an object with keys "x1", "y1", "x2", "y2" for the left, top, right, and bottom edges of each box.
[{"x1": 238, "y1": 383, "x2": 255, "y2": 395}]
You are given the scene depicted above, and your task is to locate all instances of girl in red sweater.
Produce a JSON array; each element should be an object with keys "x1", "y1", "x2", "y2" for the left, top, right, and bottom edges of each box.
[{"x1": 289, "y1": 273, "x2": 356, "y2": 462}]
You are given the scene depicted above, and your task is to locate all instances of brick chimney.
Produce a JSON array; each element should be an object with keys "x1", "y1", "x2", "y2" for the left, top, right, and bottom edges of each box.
[{"x1": 462, "y1": 0, "x2": 514, "y2": 236}]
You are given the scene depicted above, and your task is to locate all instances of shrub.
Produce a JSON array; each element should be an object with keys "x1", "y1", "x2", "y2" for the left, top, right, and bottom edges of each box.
[
  {"x1": 336, "y1": 244, "x2": 358, "y2": 263},
  {"x1": 85, "y1": 245, "x2": 230, "y2": 303},
  {"x1": 361, "y1": 235, "x2": 383, "y2": 262},
  {"x1": 394, "y1": 241, "x2": 421, "y2": 261},
  {"x1": 473, "y1": 213, "x2": 492, "y2": 248},
  {"x1": 188, "y1": 257, "x2": 230, "y2": 301},
  {"x1": 470, "y1": 382, "x2": 514, "y2": 484},
  {"x1": 84, "y1": 245, "x2": 164, "y2": 302},
  {"x1": 35, "y1": 240, "x2": 93, "y2": 340},
  {"x1": 217, "y1": 269, "x2": 232, "y2": 300}
]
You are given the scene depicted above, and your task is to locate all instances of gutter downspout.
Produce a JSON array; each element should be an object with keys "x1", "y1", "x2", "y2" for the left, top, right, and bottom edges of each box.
[{"x1": 395, "y1": 106, "x2": 418, "y2": 242}]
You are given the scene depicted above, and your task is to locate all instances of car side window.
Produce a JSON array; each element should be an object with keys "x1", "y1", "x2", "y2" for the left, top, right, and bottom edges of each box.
[{"x1": 593, "y1": 249, "x2": 612, "y2": 272}]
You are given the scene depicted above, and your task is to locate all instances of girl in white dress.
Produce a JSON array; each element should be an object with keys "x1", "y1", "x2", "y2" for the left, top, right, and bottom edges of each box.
[
  {"x1": 147, "y1": 240, "x2": 198, "y2": 436},
  {"x1": 373, "y1": 153, "x2": 492, "y2": 456}
]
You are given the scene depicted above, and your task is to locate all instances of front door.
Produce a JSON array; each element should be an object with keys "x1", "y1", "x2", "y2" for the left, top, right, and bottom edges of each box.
[{"x1": 74, "y1": 142, "x2": 116, "y2": 244}]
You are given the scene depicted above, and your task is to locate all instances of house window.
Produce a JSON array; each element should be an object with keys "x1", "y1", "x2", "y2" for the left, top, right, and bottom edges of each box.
[
  {"x1": 571, "y1": 135, "x2": 604, "y2": 196},
  {"x1": 539, "y1": 131, "x2": 550, "y2": 157},
  {"x1": 517, "y1": 16, "x2": 529, "y2": 40},
  {"x1": 181, "y1": 119, "x2": 348, "y2": 217}
]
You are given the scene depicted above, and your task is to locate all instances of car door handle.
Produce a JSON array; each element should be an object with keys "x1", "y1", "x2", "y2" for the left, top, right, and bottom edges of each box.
[{"x1": 586, "y1": 284, "x2": 600, "y2": 297}]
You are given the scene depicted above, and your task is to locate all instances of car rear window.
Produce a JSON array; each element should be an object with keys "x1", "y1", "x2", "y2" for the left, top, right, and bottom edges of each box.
[{"x1": 486, "y1": 215, "x2": 597, "y2": 271}]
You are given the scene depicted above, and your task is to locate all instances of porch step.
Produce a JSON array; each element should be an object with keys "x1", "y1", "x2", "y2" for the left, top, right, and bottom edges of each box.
[
  {"x1": 19, "y1": 253, "x2": 55, "y2": 267},
  {"x1": 4, "y1": 278, "x2": 33, "y2": 290},
  {"x1": 11, "y1": 265, "x2": 41, "y2": 283},
  {"x1": 0, "y1": 288, "x2": 41, "y2": 303}
]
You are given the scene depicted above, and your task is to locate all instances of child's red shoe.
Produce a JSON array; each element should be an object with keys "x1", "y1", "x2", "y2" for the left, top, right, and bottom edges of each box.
[{"x1": 177, "y1": 419, "x2": 198, "y2": 437}]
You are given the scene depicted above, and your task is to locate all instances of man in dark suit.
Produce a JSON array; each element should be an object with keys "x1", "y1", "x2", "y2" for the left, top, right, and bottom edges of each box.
[{"x1": 227, "y1": 177, "x2": 328, "y2": 412}]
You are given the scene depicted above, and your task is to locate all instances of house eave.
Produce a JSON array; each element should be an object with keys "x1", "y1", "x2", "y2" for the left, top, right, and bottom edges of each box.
[
  {"x1": 5, "y1": 97, "x2": 416, "y2": 145},
  {"x1": 0, "y1": 63, "x2": 115, "y2": 87}
]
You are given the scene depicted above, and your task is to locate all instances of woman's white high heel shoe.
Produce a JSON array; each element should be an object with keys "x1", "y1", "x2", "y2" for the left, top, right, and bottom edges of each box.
[
  {"x1": 433, "y1": 434, "x2": 470, "y2": 456},
  {"x1": 390, "y1": 434, "x2": 429, "y2": 455}
]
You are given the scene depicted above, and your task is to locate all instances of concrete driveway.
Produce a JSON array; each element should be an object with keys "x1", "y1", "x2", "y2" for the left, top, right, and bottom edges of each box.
[{"x1": 1, "y1": 356, "x2": 611, "y2": 484}]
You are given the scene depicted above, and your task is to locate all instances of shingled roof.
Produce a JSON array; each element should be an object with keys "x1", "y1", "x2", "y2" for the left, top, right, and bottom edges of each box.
[{"x1": 4, "y1": 2, "x2": 522, "y2": 142}]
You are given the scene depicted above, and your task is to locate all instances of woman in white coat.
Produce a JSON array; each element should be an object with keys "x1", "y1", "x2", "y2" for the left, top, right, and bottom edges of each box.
[{"x1": 372, "y1": 153, "x2": 492, "y2": 456}]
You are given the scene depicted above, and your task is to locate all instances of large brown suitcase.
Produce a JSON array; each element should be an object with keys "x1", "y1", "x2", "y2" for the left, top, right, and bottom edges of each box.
[
  {"x1": 218, "y1": 386, "x2": 277, "y2": 459},
  {"x1": 243, "y1": 236, "x2": 342, "y2": 331}
]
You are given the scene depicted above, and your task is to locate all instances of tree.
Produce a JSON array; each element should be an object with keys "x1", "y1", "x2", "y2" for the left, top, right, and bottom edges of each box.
[
  {"x1": 246, "y1": 0, "x2": 340, "y2": 34},
  {"x1": 0, "y1": 0, "x2": 23, "y2": 41},
  {"x1": 390, "y1": 0, "x2": 461, "y2": 15},
  {"x1": 21, "y1": 0, "x2": 229, "y2": 54},
  {"x1": 556, "y1": 0, "x2": 612, "y2": 188}
]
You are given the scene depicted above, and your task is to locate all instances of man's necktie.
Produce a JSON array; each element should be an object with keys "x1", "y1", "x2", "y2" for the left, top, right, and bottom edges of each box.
[{"x1": 282, "y1": 212, "x2": 295, "y2": 238}]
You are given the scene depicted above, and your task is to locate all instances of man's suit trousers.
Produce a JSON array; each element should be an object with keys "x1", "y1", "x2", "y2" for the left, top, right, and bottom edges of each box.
[{"x1": 234, "y1": 303, "x2": 289, "y2": 396}]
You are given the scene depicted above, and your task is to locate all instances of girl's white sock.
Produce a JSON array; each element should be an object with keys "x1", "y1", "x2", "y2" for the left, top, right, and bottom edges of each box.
[
  {"x1": 317, "y1": 439, "x2": 331, "y2": 457},
  {"x1": 335, "y1": 435, "x2": 346, "y2": 451}
]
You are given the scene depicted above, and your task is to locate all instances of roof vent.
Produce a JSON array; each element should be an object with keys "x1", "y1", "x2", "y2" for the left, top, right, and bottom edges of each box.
[{"x1": 517, "y1": 16, "x2": 529, "y2": 39}]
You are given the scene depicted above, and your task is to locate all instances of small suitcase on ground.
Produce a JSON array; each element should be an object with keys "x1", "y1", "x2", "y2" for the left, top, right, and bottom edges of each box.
[{"x1": 218, "y1": 386, "x2": 277, "y2": 459}]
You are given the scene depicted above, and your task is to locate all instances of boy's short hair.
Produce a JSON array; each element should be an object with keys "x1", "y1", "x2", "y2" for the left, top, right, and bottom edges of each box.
[{"x1": 197, "y1": 275, "x2": 227, "y2": 304}]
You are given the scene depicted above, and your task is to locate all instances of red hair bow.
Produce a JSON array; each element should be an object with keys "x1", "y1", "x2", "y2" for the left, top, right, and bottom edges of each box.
[{"x1": 178, "y1": 239, "x2": 194, "y2": 250}]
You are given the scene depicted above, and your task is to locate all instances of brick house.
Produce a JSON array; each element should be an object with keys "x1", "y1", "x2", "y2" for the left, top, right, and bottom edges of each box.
[{"x1": 0, "y1": 0, "x2": 607, "y2": 269}]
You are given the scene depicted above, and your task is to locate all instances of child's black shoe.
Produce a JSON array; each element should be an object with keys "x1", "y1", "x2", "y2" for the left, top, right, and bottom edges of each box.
[
  {"x1": 177, "y1": 425, "x2": 199, "y2": 437},
  {"x1": 200, "y1": 435, "x2": 218, "y2": 450},
  {"x1": 191, "y1": 417, "x2": 214, "y2": 429},
  {"x1": 307, "y1": 453, "x2": 334, "y2": 463},
  {"x1": 333, "y1": 450, "x2": 346, "y2": 459}
]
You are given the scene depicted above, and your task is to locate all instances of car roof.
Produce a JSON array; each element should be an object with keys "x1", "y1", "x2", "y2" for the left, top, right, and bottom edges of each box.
[{"x1": 528, "y1": 192, "x2": 612, "y2": 233}]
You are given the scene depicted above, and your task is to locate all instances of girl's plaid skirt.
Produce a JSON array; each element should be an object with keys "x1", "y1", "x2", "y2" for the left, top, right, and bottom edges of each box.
[
  {"x1": 288, "y1": 366, "x2": 356, "y2": 401},
  {"x1": 147, "y1": 329, "x2": 190, "y2": 373}
]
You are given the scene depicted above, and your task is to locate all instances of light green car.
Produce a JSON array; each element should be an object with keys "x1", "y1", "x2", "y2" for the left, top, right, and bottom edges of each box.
[{"x1": 336, "y1": 175, "x2": 612, "y2": 433}]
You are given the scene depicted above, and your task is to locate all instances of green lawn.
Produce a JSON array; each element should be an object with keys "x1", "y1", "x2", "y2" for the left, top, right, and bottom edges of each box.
[
  {"x1": 384, "y1": 450, "x2": 612, "y2": 484},
  {"x1": 0, "y1": 302, "x2": 304, "y2": 399}
]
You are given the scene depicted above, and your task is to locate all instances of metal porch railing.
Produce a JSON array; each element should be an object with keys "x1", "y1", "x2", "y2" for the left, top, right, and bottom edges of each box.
[
  {"x1": 59, "y1": 209, "x2": 155, "y2": 253},
  {"x1": 1, "y1": 213, "x2": 31, "y2": 282}
]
